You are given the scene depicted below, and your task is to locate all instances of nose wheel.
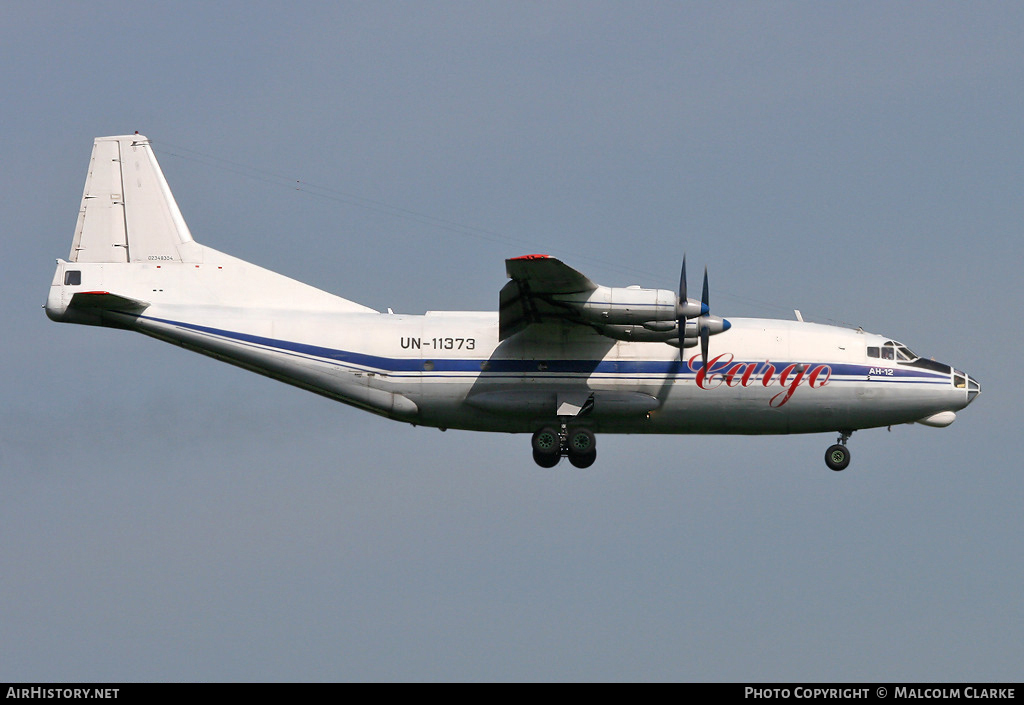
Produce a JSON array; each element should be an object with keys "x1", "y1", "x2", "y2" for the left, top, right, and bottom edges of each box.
[
  {"x1": 824, "y1": 431, "x2": 853, "y2": 471},
  {"x1": 531, "y1": 424, "x2": 597, "y2": 468}
]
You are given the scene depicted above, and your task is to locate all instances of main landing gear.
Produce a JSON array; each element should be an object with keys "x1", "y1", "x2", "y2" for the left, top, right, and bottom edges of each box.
[
  {"x1": 532, "y1": 423, "x2": 597, "y2": 468},
  {"x1": 825, "y1": 430, "x2": 853, "y2": 471}
]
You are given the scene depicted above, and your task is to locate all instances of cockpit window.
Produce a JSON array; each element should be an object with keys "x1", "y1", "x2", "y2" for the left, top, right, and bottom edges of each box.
[
  {"x1": 867, "y1": 346, "x2": 880, "y2": 358},
  {"x1": 878, "y1": 340, "x2": 918, "y2": 362},
  {"x1": 893, "y1": 343, "x2": 917, "y2": 361}
]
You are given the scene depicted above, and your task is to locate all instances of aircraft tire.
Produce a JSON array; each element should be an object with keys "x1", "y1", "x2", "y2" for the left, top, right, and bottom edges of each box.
[
  {"x1": 568, "y1": 449, "x2": 596, "y2": 469},
  {"x1": 532, "y1": 427, "x2": 560, "y2": 454},
  {"x1": 533, "y1": 449, "x2": 560, "y2": 468},
  {"x1": 568, "y1": 428, "x2": 595, "y2": 455},
  {"x1": 825, "y1": 444, "x2": 851, "y2": 471}
]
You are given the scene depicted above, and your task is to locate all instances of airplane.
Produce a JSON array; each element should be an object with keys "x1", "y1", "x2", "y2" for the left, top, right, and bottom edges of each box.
[{"x1": 45, "y1": 134, "x2": 980, "y2": 470}]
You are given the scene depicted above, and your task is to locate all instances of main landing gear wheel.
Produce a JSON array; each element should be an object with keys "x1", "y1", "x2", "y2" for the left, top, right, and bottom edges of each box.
[
  {"x1": 568, "y1": 429, "x2": 595, "y2": 455},
  {"x1": 532, "y1": 427, "x2": 559, "y2": 454},
  {"x1": 533, "y1": 449, "x2": 560, "y2": 468},
  {"x1": 566, "y1": 428, "x2": 597, "y2": 468},
  {"x1": 568, "y1": 449, "x2": 596, "y2": 468},
  {"x1": 825, "y1": 444, "x2": 851, "y2": 471},
  {"x1": 532, "y1": 427, "x2": 560, "y2": 467}
]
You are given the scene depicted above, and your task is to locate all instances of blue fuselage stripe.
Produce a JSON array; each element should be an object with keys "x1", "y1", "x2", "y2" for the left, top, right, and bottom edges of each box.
[{"x1": 139, "y1": 315, "x2": 950, "y2": 383}]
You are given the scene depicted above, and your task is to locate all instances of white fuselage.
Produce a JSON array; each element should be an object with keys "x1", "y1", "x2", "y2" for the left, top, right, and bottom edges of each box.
[{"x1": 46, "y1": 253, "x2": 976, "y2": 437}]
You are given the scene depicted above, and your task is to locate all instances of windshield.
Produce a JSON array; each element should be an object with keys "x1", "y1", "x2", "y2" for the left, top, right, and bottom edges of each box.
[{"x1": 867, "y1": 341, "x2": 919, "y2": 362}]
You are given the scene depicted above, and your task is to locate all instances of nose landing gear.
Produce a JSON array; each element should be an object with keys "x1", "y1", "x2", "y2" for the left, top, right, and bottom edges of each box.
[
  {"x1": 531, "y1": 423, "x2": 597, "y2": 468},
  {"x1": 825, "y1": 430, "x2": 853, "y2": 471}
]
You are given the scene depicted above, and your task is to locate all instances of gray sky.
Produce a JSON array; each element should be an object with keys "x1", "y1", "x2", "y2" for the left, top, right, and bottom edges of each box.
[{"x1": 2, "y1": 1, "x2": 1021, "y2": 681}]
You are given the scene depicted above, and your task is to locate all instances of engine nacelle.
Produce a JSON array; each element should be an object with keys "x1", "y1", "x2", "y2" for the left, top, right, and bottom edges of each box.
[
  {"x1": 553, "y1": 286, "x2": 701, "y2": 326},
  {"x1": 596, "y1": 324, "x2": 677, "y2": 343}
]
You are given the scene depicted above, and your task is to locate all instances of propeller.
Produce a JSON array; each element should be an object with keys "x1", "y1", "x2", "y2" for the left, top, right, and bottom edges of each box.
[
  {"x1": 674, "y1": 257, "x2": 730, "y2": 370},
  {"x1": 675, "y1": 255, "x2": 705, "y2": 360}
]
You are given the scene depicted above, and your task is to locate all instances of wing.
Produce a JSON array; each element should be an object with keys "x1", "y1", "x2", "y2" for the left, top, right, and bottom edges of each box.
[{"x1": 499, "y1": 255, "x2": 597, "y2": 340}]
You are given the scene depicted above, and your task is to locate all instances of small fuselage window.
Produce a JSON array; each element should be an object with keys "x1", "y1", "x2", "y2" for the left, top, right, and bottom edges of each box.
[{"x1": 64, "y1": 270, "x2": 81, "y2": 286}]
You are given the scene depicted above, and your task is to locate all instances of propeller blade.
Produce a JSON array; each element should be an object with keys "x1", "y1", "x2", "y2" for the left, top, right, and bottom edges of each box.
[
  {"x1": 700, "y1": 325, "x2": 710, "y2": 372},
  {"x1": 677, "y1": 256, "x2": 688, "y2": 361},
  {"x1": 679, "y1": 255, "x2": 688, "y2": 304},
  {"x1": 700, "y1": 266, "x2": 710, "y2": 371}
]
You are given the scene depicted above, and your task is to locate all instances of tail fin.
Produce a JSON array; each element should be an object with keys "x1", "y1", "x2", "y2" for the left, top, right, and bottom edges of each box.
[
  {"x1": 48, "y1": 135, "x2": 377, "y2": 324},
  {"x1": 70, "y1": 134, "x2": 202, "y2": 264}
]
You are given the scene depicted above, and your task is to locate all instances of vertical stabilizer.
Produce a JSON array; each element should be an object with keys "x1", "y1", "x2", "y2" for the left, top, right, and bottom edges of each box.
[{"x1": 69, "y1": 135, "x2": 201, "y2": 264}]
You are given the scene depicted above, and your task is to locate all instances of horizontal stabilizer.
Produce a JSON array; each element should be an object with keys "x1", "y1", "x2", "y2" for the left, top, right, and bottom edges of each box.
[
  {"x1": 68, "y1": 291, "x2": 149, "y2": 313},
  {"x1": 47, "y1": 289, "x2": 150, "y2": 328}
]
